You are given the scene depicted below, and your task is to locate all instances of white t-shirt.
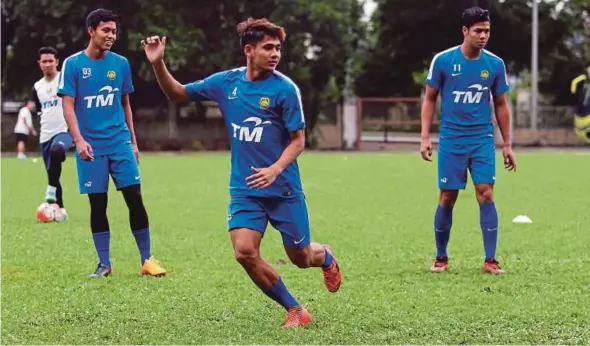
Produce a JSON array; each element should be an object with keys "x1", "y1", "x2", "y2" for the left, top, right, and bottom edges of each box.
[
  {"x1": 32, "y1": 72, "x2": 68, "y2": 143},
  {"x1": 14, "y1": 107, "x2": 33, "y2": 135}
]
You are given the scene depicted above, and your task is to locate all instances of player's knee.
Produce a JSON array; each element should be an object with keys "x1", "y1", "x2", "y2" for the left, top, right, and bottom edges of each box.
[
  {"x1": 234, "y1": 246, "x2": 259, "y2": 266},
  {"x1": 439, "y1": 191, "x2": 458, "y2": 208},
  {"x1": 475, "y1": 185, "x2": 494, "y2": 203},
  {"x1": 49, "y1": 145, "x2": 66, "y2": 162},
  {"x1": 287, "y1": 249, "x2": 311, "y2": 269},
  {"x1": 121, "y1": 185, "x2": 144, "y2": 209}
]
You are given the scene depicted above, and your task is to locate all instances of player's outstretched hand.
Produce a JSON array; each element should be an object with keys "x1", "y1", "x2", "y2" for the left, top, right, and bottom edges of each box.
[
  {"x1": 420, "y1": 137, "x2": 433, "y2": 162},
  {"x1": 141, "y1": 36, "x2": 167, "y2": 64},
  {"x1": 247, "y1": 166, "x2": 280, "y2": 189},
  {"x1": 75, "y1": 138, "x2": 94, "y2": 161},
  {"x1": 503, "y1": 146, "x2": 516, "y2": 172}
]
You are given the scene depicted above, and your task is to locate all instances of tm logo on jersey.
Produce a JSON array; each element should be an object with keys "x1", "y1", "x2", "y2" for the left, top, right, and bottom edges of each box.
[
  {"x1": 231, "y1": 116, "x2": 271, "y2": 143},
  {"x1": 452, "y1": 84, "x2": 489, "y2": 104},
  {"x1": 42, "y1": 99, "x2": 58, "y2": 109},
  {"x1": 84, "y1": 85, "x2": 119, "y2": 108}
]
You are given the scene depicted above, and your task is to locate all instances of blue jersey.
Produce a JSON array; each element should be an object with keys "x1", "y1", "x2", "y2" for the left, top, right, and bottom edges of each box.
[
  {"x1": 185, "y1": 67, "x2": 306, "y2": 198},
  {"x1": 57, "y1": 51, "x2": 134, "y2": 154},
  {"x1": 426, "y1": 46, "x2": 509, "y2": 142}
]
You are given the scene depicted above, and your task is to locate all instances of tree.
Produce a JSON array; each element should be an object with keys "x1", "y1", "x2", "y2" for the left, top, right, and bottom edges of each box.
[{"x1": 356, "y1": 0, "x2": 589, "y2": 105}]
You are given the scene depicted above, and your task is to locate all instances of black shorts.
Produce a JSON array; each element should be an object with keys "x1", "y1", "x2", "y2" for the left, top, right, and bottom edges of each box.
[{"x1": 15, "y1": 133, "x2": 28, "y2": 143}]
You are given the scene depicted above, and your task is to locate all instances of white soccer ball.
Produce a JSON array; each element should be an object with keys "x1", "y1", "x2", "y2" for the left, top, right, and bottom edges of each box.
[{"x1": 36, "y1": 203, "x2": 60, "y2": 223}]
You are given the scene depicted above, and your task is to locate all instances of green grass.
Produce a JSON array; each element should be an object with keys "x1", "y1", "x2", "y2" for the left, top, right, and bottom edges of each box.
[{"x1": 2, "y1": 151, "x2": 590, "y2": 344}]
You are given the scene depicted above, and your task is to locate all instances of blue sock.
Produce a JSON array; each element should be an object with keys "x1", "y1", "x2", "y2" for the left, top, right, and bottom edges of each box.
[
  {"x1": 92, "y1": 231, "x2": 111, "y2": 267},
  {"x1": 434, "y1": 205, "x2": 453, "y2": 258},
  {"x1": 322, "y1": 248, "x2": 334, "y2": 269},
  {"x1": 263, "y1": 277, "x2": 299, "y2": 310},
  {"x1": 132, "y1": 228, "x2": 151, "y2": 264},
  {"x1": 480, "y1": 202, "x2": 499, "y2": 260}
]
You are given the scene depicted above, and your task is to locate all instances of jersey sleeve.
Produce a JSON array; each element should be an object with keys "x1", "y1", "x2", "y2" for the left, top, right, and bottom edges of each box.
[
  {"x1": 123, "y1": 59, "x2": 134, "y2": 95},
  {"x1": 30, "y1": 86, "x2": 42, "y2": 115},
  {"x1": 492, "y1": 60, "x2": 510, "y2": 96},
  {"x1": 425, "y1": 53, "x2": 444, "y2": 90},
  {"x1": 122, "y1": 59, "x2": 135, "y2": 95},
  {"x1": 280, "y1": 83, "x2": 306, "y2": 132},
  {"x1": 57, "y1": 56, "x2": 77, "y2": 98},
  {"x1": 184, "y1": 71, "x2": 228, "y2": 102}
]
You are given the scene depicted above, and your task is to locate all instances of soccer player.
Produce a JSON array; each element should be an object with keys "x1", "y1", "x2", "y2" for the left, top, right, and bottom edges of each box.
[
  {"x1": 142, "y1": 18, "x2": 342, "y2": 328},
  {"x1": 570, "y1": 66, "x2": 590, "y2": 143},
  {"x1": 420, "y1": 7, "x2": 516, "y2": 274},
  {"x1": 57, "y1": 8, "x2": 166, "y2": 278},
  {"x1": 13, "y1": 100, "x2": 37, "y2": 160},
  {"x1": 31, "y1": 46, "x2": 74, "y2": 217}
]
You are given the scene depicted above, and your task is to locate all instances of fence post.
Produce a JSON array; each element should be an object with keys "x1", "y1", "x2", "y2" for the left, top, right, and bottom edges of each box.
[{"x1": 342, "y1": 95, "x2": 357, "y2": 150}]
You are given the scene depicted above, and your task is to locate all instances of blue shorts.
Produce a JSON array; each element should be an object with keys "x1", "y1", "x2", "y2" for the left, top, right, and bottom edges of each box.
[
  {"x1": 76, "y1": 146, "x2": 141, "y2": 194},
  {"x1": 227, "y1": 195, "x2": 311, "y2": 249},
  {"x1": 41, "y1": 132, "x2": 74, "y2": 170},
  {"x1": 438, "y1": 138, "x2": 496, "y2": 190}
]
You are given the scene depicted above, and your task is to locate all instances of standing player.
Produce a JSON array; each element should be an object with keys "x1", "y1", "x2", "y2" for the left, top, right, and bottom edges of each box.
[
  {"x1": 31, "y1": 47, "x2": 74, "y2": 217},
  {"x1": 58, "y1": 8, "x2": 166, "y2": 278},
  {"x1": 13, "y1": 100, "x2": 37, "y2": 160},
  {"x1": 420, "y1": 7, "x2": 516, "y2": 274},
  {"x1": 142, "y1": 18, "x2": 342, "y2": 328},
  {"x1": 570, "y1": 66, "x2": 590, "y2": 142}
]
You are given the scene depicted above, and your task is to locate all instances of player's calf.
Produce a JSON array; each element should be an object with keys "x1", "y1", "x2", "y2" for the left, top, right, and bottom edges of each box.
[
  {"x1": 284, "y1": 243, "x2": 342, "y2": 292},
  {"x1": 89, "y1": 193, "x2": 112, "y2": 275},
  {"x1": 121, "y1": 184, "x2": 166, "y2": 276},
  {"x1": 46, "y1": 144, "x2": 66, "y2": 204},
  {"x1": 285, "y1": 248, "x2": 311, "y2": 268}
]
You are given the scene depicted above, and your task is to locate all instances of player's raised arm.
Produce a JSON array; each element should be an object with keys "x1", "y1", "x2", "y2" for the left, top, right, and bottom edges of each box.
[{"x1": 142, "y1": 36, "x2": 189, "y2": 103}]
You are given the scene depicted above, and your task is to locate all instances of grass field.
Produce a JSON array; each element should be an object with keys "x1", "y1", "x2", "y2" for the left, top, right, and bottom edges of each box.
[{"x1": 2, "y1": 151, "x2": 590, "y2": 344}]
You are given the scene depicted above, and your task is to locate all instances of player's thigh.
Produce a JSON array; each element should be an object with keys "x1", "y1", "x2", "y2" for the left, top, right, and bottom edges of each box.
[
  {"x1": 230, "y1": 227, "x2": 264, "y2": 259},
  {"x1": 108, "y1": 149, "x2": 141, "y2": 191},
  {"x1": 438, "y1": 142, "x2": 469, "y2": 190},
  {"x1": 227, "y1": 196, "x2": 268, "y2": 237},
  {"x1": 16, "y1": 134, "x2": 28, "y2": 145},
  {"x1": 51, "y1": 132, "x2": 74, "y2": 155},
  {"x1": 468, "y1": 139, "x2": 496, "y2": 185},
  {"x1": 76, "y1": 154, "x2": 109, "y2": 194},
  {"x1": 264, "y1": 196, "x2": 311, "y2": 250}
]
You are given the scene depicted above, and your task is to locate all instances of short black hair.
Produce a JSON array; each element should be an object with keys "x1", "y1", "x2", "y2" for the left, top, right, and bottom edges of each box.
[
  {"x1": 462, "y1": 6, "x2": 490, "y2": 28},
  {"x1": 86, "y1": 8, "x2": 118, "y2": 30},
  {"x1": 38, "y1": 46, "x2": 58, "y2": 59}
]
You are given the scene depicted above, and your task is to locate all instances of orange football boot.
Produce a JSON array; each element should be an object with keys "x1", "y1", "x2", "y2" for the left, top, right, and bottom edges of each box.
[
  {"x1": 282, "y1": 306, "x2": 312, "y2": 329},
  {"x1": 322, "y1": 245, "x2": 342, "y2": 293}
]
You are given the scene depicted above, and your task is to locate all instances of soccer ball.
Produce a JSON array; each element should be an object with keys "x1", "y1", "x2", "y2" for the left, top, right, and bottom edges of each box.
[{"x1": 36, "y1": 202, "x2": 61, "y2": 223}]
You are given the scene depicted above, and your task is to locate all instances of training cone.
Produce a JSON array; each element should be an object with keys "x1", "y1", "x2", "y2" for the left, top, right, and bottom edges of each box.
[{"x1": 512, "y1": 215, "x2": 532, "y2": 224}]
